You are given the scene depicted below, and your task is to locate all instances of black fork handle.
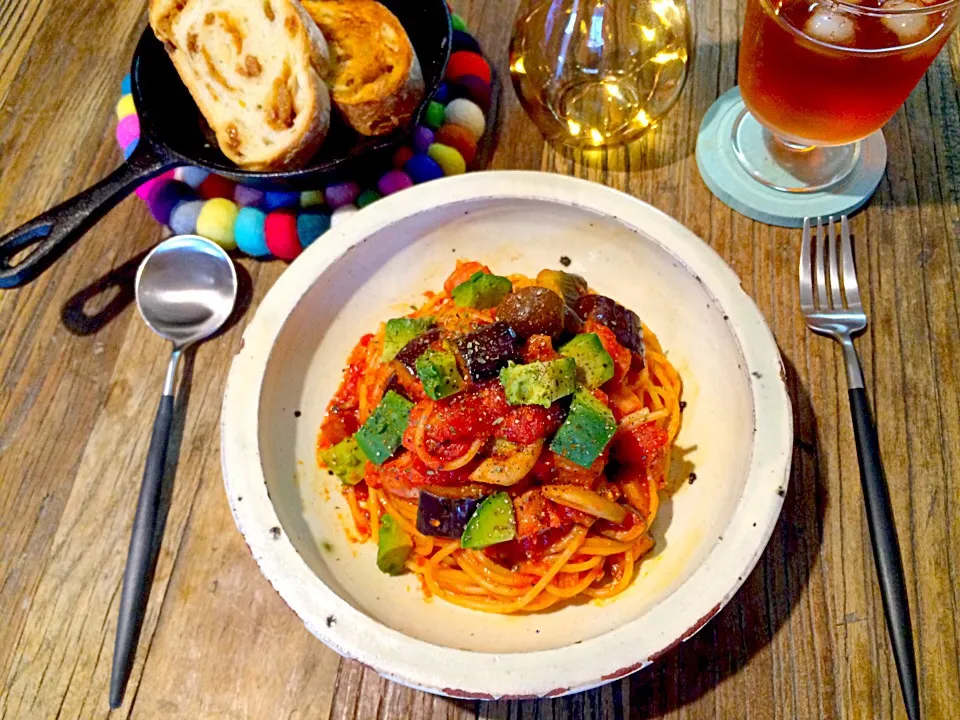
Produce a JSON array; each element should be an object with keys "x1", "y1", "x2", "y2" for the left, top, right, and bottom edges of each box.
[
  {"x1": 849, "y1": 387, "x2": 921, "y2": 720},
  {"x1": 0, "y1": 142, "x2": 176, "y2": 289}
]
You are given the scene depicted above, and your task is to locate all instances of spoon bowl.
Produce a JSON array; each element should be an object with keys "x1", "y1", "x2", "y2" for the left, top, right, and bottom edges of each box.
[{"x1": 135, "y1": 235, "x2": 237, "y2": 349}]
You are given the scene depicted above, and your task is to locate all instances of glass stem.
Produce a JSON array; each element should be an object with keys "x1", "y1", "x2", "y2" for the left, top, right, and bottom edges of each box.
[{"x1": 772, "y1": 135, "x2": 817, "y2": 153}]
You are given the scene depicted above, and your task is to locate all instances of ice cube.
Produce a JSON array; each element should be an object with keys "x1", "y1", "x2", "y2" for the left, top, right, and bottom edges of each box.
[
  {"x1": 881, "y1": 1, "x2": 932, "y2": 43},
  {"x1": 805, "y1": 8, "x2": 856, "y2": 45}
]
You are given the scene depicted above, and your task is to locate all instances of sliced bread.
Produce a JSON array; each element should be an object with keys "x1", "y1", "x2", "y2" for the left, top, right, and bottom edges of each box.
[
  {"x1": 301, "y1": 0, "x2": 425, "y2": 136},
  {"x1": 150, "y1": 0, "x2": 332, "y2": 170}
]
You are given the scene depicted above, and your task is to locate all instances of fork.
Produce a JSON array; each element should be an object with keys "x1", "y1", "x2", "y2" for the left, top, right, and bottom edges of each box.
[{"x1": 800, "y1": 216, "x2": 920, "y2": 720}]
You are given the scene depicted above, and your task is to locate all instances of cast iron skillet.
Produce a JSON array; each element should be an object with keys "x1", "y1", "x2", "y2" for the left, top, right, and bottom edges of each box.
[{"x1": 0, "y1": 0, "x2": 451, "y2": 289}]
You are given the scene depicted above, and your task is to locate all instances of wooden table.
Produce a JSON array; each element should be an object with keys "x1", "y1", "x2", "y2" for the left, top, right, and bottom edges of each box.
[{"x1": 2, "y1": 0, "x2": 959, "y2": 716}]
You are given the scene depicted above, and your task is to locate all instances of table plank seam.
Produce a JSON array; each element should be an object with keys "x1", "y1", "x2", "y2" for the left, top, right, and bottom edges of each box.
[
  {"x1": 909, "y1": 99, "x2": 960, "y2": 698},
  {"x1": 886, "y1": 182, "x2": 929, "y2": 716},
  {"x1": 0, "y1": 372, "x2": 100, "y2": 684},
  {"x1": 0, "y1": 0, "x2": 41, "y2": 76},
  {"x1": 73, "y1": 577, "x2": 122, "y2": 719},
  {"x1": 919, "y1": 68, "x2": 960, "y2": 666}
]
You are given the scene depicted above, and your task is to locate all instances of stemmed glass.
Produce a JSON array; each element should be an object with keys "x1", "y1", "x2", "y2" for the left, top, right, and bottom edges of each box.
[{"x1": 734, "y1": 0, "x2": 960, "y2": 192}]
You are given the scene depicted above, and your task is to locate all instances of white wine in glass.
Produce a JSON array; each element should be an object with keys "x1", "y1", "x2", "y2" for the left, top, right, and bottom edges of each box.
[{"x1": 510, "y1": 0, "x2": 692, "y2": 148}]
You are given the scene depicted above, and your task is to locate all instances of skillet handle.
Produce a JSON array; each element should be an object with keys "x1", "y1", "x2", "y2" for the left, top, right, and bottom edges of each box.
[{"x1": 0, "y1": 143, "x2": 177, "y2": 289}]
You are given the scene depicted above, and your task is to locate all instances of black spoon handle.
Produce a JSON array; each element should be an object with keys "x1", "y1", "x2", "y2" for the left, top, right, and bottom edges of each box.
[
  {"x1": 849, "y1": 387, "x2": 921, "y2": 720},
  {"x1": 0, "y1": 142, "x2": 175, "y2": 289},
  {"x1": 110, "y1": 349, "x2": 180, "y2": 708}
]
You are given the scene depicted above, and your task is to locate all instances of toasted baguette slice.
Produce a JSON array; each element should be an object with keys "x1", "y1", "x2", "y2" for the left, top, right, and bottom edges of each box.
[
  {"x1": 302, "y1": 0, "x2": 424, "y2": 136},
  {"x1": 150, "y1": 0, "x2": 332, "y2": 170}
]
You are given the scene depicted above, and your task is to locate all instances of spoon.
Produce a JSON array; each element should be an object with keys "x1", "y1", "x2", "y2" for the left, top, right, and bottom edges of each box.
[{"x1": 109, "y1": 235, "x2": 237, "y2": 708}]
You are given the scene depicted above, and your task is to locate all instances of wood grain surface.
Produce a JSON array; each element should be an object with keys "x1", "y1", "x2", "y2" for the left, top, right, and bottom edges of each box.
[{"x1": 1, "y1": 0, "x2": 959, "y2": 717}]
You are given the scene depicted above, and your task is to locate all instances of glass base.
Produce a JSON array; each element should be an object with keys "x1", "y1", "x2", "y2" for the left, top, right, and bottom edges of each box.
[
  {"x1": 731, "y1": 109, "x2": 860, "y2": 194},
  {"x1": 696, "y1": 87, "x2": 887, "y2": 227}
]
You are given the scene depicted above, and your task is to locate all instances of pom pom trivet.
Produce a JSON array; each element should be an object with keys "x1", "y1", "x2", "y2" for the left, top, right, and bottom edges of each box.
[{"x1": 114, "y1": 22, "x2": 495, "y2": 261}]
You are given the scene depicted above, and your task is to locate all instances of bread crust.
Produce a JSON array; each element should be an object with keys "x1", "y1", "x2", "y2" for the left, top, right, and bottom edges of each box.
[
  {"x1": 150, "y1": 0, "x2": 332, "y2": 169},
  {"x1": 302, "y1": 0, "x2": 425, "y2": 136}
]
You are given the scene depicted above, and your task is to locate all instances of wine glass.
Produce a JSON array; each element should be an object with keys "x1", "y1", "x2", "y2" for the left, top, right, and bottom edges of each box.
[{"x1": 735, "y1": 0, "x2": 960, "y2": 192}]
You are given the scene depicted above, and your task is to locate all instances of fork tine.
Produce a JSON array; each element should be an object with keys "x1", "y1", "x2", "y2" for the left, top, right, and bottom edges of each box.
[
  {"x1": 815, "y1": 217, "x2": 829, "y2": 310},
  {"x1": 827, "y1": 216, "x2": 844, "y2": 309},
  {"x1": 840, "y1": 215, "x2": 862, "y2": 310},
  {"x1": 800, "y1": 217, "x2": 814, "y2": 310}
]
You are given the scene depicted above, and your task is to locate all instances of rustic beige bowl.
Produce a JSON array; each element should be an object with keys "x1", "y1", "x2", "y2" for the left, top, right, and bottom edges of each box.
[{"x1": 221, "y1": 171, "x2": 792, "y2": 699}]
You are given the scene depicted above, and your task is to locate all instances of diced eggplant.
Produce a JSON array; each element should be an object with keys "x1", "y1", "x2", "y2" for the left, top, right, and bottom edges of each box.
[
  {"x1": 563, "y1": 305, "x2": 584, "y2": 336},
  {"x1": 573, "y1": 294, "x2": 643, "y2": 353},
  {"x1": 394, "y1": 327, "x2": 442, "y2": 375},
  {"x1": 455, "y1": 322, "x2": 520, "y2": 382},
  {"x1": 495, "y1": 287, "x2": 566, "y2": 340},
  {"x1": 383, "y1": 373, "x2": 411, "y2": 402},
  {"x1": 416, "y1": 492, "x2": 483, "y2": 538}
]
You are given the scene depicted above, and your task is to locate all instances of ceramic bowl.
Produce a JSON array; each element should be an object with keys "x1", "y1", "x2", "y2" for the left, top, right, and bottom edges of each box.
[{"x1": 221, "y1": 171, "x2": 793, "y2": 698}]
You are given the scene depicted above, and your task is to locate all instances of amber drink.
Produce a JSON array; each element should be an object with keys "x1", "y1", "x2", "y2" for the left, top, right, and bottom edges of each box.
[{"x1": 735, "y1": 0, "x2": 959, "y2": 189}]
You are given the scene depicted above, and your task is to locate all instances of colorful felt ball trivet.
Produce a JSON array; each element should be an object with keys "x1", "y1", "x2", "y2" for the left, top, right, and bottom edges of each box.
[{"x1": 115, "y1": 15, "x2": 494, "y2": 261}]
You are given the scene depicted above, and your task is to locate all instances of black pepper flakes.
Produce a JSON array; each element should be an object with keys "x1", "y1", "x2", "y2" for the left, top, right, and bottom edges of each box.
[
  {"x1": 269, "y1": 526, "x2": 281, "y2": 539},
  {"x1": 679, "y1": 400, "x2": 687, "y2": 411},
  {"x1": 560, "y1": 256, "x2": 572, "y2": 267},
  {"x1": 326, "y1": 615, "x2": 336, "y2": 627},
  {"x1": 294, "y1": 410, "x2": 301, "y2": 417},
  {"x1": 688, "y1": 472, "x2": 697, "y2": 484}
]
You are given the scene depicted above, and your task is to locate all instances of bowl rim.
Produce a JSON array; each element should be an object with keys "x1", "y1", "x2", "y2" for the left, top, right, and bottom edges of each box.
[{"x1": 220, "y1": 170, "x2": 793, "y2": 699}]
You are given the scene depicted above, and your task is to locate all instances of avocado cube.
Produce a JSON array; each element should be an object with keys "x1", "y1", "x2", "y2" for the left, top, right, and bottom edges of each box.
[
  {"x1": 549, "y1": 388, "x2": 617, "y2": 468},
  {"x1": 451, "y1": 271, "x2": 513, "y2": 309},
  {"x1": 381, "y1": 317, "x2": 434, "y2": 362},
  {"x1": 499, "y1": 357, "x2": 576, "y2": 407},
  {"x1": 559, "y1": 333, "x2": 615, "y2": 389},
  {"x1": 415, "y1": 348, "x2": 465, "y2": 400},
  {"x1": 318, "y1": 436, "x2": 368, "y2": 485},
  {"x1": 377, "y1": 514, "x2": 413, "y2": 575},
  {"x1": 460, "y1": 492, "x2": 516, "y2": 549},
  {"x1": 355, "y1": 391, "x2": 415, "y2": 465}
]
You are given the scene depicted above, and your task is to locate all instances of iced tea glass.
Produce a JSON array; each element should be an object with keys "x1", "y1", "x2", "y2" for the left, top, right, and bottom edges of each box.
[{"x1": 736, "y1": 0, "x2": 960, "y2": 192}]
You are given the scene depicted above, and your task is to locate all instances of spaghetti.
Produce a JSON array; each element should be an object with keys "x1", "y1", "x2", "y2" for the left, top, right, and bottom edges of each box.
[{"x1": 318, "y1": 261, "x2": 682, "y2": 613}]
